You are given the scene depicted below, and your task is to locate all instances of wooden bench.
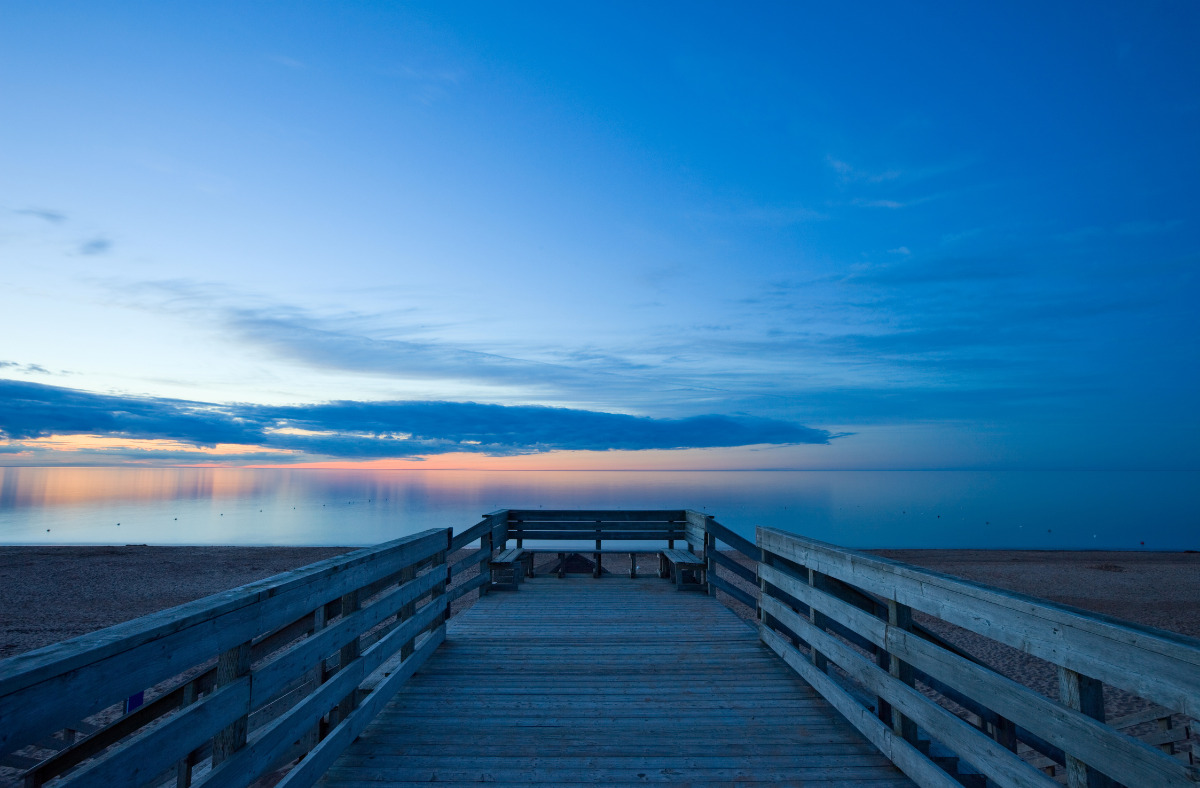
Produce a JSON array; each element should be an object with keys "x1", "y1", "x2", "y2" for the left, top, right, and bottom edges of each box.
[
  {"x1": 488, "y1": 548, "x2": 531, "y2": 590},
  {"x1": 659, "y1": 548, "x2": 706, "y2": 590}
]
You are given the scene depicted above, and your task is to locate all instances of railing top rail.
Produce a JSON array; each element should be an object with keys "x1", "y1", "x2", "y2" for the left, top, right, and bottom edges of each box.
[
  {"x1": 0, "y1": 528, "x2": 447, "y2": 696},
  {"x1": 505, "y1": 509, "x2": 688, "y2": 522},
  {"x1": 757, "y1": 525, "x2": 1200, "y2": 718}
]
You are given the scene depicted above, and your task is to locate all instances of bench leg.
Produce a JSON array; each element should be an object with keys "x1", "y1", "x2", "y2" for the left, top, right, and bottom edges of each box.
[
  {"x1": 558, "y1": 552, "x2": 565, "y2": 579},
  {"x1": 629, "y1": 552, "x2": 637, "y2": 579}
]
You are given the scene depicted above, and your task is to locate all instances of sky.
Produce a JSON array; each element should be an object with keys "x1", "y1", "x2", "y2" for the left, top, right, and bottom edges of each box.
[{"x1": 1, "y1": 1, "x2": 1197, "y2": 470}]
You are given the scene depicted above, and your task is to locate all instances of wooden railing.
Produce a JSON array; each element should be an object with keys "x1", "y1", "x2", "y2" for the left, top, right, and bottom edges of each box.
[
  {"x1": 5, "y1": 511, "x2": 1195, "y2": 788},
  {"x1": 753, "y1": 527, "x2": 1200, "y2": 788},
  {"x1": 0, "y1": 529, "x2": 459, "y2": 788}
]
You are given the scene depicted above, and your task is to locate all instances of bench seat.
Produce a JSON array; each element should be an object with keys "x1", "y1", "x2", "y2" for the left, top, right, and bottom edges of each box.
[
  {"x1": 488, "y1": 548, "x2": 531, "y2": 590},
  {"x1": 659, "y1": 548, "x2": 706, "y2": 590}
]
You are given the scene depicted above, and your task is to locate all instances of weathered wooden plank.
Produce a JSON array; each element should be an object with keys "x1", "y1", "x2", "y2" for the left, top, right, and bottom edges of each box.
[
  {"x1": 445, "y1": 572, "x2": 489, "y2": 604},
  {"x1": 758, "y1": 527, "x2": 1200, "y2": 719},
  {"x1": 275, "y1": 627, "x2": 446, "y2": 788},
  {"x1": 761, "y1": 627, "x2": 962, "y2": 788},
  {"x1": 705, "y1": 518, "x2": 760, "y2": 561},
  {"x1": 60, "y1": 677, "x2": 250, "y2": 788},
  {"x1": 449, "y1": 519, "x2": 495, "y2": 551},
  {"x1": 0, "y1": 529, "x2": 447, "y2": 754},
  {"x1": 504, "y1": 530, "x2": 684, "y2": 540},
  {"x1": 447, "y1": 549, "x2": 488, "y2": 578},
  {"x1": 200, "y1": 607, "x2": 444, "y2": 788},
  {"x1": 710, "y1": 549, "x2": 757, "y2": 583},
  {"x1": 709, "y1": 572, "x2": 757, "y2": 609},
  {"x1": 316, "y1": 574, "x2": 910, "y2": 788},
  {"x1": 762, "y1": 596, "x2": 1057, "y2": 788},
  {"x1": 251, "y1": 570, "x2": 443, "y2": 708},
  {"x1": 764, "y1": 563, "x2": 1199, "y2": 787},
  {"x1": 506, "y1": 510, "x2": 686, "y2": 522}
]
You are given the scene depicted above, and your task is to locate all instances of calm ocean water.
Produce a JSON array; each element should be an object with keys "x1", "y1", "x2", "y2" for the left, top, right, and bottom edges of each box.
[{"x1": 0, "y1": 468, "x2": 1195, "y2": 550}]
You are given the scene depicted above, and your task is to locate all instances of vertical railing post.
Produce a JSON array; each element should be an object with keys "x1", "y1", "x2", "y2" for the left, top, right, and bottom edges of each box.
[
  {"x1": 303, "y1": 602, "x2": 329, "y2": 750},
  {"x1": 704, "y1": 527, "x2": 716, "y2": 596},
  {"x1": 335, "y1": 588, "x2": 362, "y2": 723},
  {"x1": 806, "y1": 569, "x2": 829, "y2": 673},
  {"x1": 885, "y1": 599, "x2": 919, "y2": 745},
  {"x1": 1058, "y1": 667, "x2": 1113, "y2": 788},
  {"x1": 397, "y1": 564, "x2": 417, "y2": 660},
  {"x1": 432, "y1": 531, "x2": 450, "y2": 628},
  {"x1": 594, "y1": 522, "x2": 602, "y2": 578},
  {"x1": 174, "y1": 679, "x2": 200, "y2": 787},
  {"x1": 479, "y1": 530, "x2": 493, "y2": 597},
  {"x1": 211, "y1": 640, "x2": 252, "y2": 765}
]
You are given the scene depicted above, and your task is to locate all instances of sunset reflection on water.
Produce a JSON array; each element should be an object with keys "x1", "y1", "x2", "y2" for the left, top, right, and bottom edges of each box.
[{"x1": 0, "y1": 468, "x2": 1195, "y2": 551}]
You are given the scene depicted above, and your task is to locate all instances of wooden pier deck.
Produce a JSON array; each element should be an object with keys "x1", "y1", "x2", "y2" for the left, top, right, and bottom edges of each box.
[{"x1": 317, "y1": 577, "x2": 914, "y2": 787}]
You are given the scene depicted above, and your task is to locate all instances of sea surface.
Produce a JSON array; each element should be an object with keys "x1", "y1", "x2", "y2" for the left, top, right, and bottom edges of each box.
[{"x1": 0, "y1": 468, "x2": 1195, "y2": 550}]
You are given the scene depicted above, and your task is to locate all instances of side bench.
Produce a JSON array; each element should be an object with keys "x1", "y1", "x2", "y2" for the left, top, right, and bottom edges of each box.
[
  {"x1": 489, "y1": 548, "x2": 532, "y2": 590},
  {"x1": 659, "y1": 548, "x2": 706, "y2": 590}
]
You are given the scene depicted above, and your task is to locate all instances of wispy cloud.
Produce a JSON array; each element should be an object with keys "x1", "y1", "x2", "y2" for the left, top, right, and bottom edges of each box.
[
  {"x1": 267, "y1": 54, "x2": 305, "y2": 69},
  {"x1": 79, "y1": 238, "x2": 112, "y2": 255},
  {"x1": 0, "y1": 379, "x2": 839, "y2": 461},
  {"x1": 825, "y1": 156, "x2": 901, "y2": 183},
  {"x1": 15, "y1": 208, "x2": 67, "y2": 223},
  {"x1": 0, "y1": 361, "x2": 50, "y2": 374}
]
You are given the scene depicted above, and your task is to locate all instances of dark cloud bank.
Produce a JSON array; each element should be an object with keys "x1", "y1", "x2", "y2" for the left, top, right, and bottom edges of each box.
[{"x1": 0, "y1": 379, "x2": 837, "y2": 460}]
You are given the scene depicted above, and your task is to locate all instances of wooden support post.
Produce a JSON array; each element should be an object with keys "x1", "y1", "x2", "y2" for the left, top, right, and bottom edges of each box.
[
  {"x1": 705, "y1": 530, "x2": 717, "y2": 597},
  {"x1": 432, "y1": 541, "x2": 449, "y2": 628},
  {"x1": 174, "y1": 679, "x2": 199, "y2": 787},
  {"x1": 594, "y1": 534, "x2": 602, "y2": 578},
  {"x1": 807, "y1": 569, "x2": 829, "y2": 673},
  {"x1": 629, "y1": 552, "x2": 637, "y2": 579},
  {"x1": 211, "y1": 640, "x2": 252, "y2": 765},
  {"x1": 303, "y1": 601, "x2": 329, "y2": 751},
  {"x1": 886, "y1": 599, "x2": 920, "y2": 745},
  {"x1": 1058, "y1": 666, "x2": 1113, "y2": 788},
  {"x1": 479, "y1": 532, "x2": 493, "y2": 597},
  {"x1": 336, "y1": 589, "x2": 362, "y2": 722}
]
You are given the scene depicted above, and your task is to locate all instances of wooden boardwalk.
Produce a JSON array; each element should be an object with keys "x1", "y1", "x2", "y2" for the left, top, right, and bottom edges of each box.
[{"x1": 317, "y1": 577, "x2": 915, "y2": 787}]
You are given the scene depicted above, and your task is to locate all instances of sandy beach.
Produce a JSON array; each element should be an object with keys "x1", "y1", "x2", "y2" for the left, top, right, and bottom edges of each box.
[{"x1": 3, "y1": 545, "x2": 1197, "y2": 654}]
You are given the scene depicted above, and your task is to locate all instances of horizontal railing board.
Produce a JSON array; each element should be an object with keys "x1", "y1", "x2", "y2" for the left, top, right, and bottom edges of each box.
[
  {"x1": 195, "y1": 603, "x2": 444, "y2": 788},
  {"x1": 762, "y1": 596, "x2": 1057, "y2": 788},
  {"x1": 448, "y1": 549, "x2": 489, "y2": 577},
  {"x1": 759, "y1": 563, "x2": 1199, "y2": 788},
  {"x1": 709, "y1": 549, "x2": 756, "y2": 584},
  {"x1": 704, "y1": 518, "x2": 760, "y2": 561},
  {"x1": 273, "y1": 627, "x2": 446, "y2": 788},
  {"x1": 61, "y1": 676, "x2": 250, "y2": 788},
  {"x1": 445, "y1": 572, "x2": 489, "y2": 604},
  {"x1": 251, "y1": 570, "x2": 444, "y2": 708},
  {"x1": 760, "y1": 627, "x2": 962, "y2": 788},
  {"x1": 0, "y1": 529, "x2": 447, "y2": 754},
  {"x1": 506, "y1": 510, "x2": 687, "y2": 522},
  {"x1": 450, "y1": 518, "x2": 496, "y2": 551},
  {"x1": 507, "y1": 522, "x2": 689, "y2": 532},
  {"x1": 758, "y1": 527, "x2": 1200, "y2": 719},
  {"x1": 504, "y1": 531, "x2": 684, "y2": 541},
  {"x1": 708, "y1": 573, "x2": 757, "y2": 610}
]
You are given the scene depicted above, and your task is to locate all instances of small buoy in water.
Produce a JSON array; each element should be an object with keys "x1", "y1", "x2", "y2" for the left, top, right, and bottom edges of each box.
[{"x1": 46, "y1": 529, "x2": 50, "y2": 532}]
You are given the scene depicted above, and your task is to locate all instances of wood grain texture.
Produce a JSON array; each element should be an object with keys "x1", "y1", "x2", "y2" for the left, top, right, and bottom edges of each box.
[
  {"x1": 757, "y1": 527, "x2": 1200, "y2": 719},
  {"x1": 316, "y1": 576, "x2": 914, "y2": 788}
]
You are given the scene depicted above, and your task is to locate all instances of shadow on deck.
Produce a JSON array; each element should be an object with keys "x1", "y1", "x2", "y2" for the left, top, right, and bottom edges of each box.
[{"x1": 318, "y1": 577, "x2": 914, "y2": 787}]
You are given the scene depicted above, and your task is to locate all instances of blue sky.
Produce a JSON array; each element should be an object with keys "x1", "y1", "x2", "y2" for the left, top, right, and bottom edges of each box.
[{"x1": 1, "y1": 1, "x2": 1197, "y2": 469}]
